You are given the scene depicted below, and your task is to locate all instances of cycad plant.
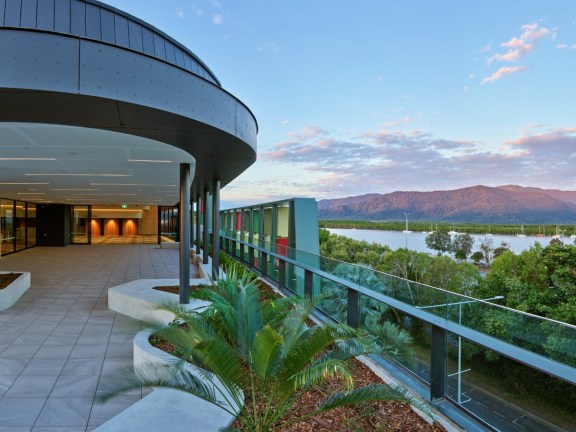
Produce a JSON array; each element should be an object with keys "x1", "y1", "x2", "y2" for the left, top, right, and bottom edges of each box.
[{"x1": 119, "y1": 265, "x2": 419, "y2": 431}]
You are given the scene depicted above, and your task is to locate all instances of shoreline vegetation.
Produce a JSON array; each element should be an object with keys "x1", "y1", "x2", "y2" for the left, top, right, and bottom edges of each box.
[{"x1": 320, "y1": 220, "x2": 576, "y2": 237}]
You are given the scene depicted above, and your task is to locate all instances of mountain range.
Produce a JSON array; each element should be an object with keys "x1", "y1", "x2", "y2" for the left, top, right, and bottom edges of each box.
[{"x1": 317, "y1": 185, "x2": 576, "y2": 223}]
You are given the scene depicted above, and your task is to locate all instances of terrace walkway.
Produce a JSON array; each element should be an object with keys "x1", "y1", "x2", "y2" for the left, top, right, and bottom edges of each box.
[{"x1": 0, "y1": 244, "x2": 182, "y2": 431}]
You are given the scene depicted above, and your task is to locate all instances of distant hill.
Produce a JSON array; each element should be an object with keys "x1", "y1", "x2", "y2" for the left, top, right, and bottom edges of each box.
[{"x1": 317, "y1": 185, "x2": 576, "y2": 223}]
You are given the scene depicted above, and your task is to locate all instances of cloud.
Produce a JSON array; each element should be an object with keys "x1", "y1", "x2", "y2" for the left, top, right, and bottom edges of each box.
[
  {"x1": 224, "y1": 125, "x2": 576, "y2": 202},
  {"x1": 280, "y1": 120, "x2": 289, "y2": 125},
  {"x1": 287, "y1": 125, "x2": 327, "y2": 141},
  {"x1": 376, "y1": 75, "x2": 385, "y2": 81},
  {"x1": 257, "y1": 41, "x2": 282, "y2": 53},
  {"x1": 380, "y1": 117, "x2": 411, "y2": 128},
  {"x1": 464, "y1": 86, "x2": 469, "y2": 93},
  {"x1": 176, "y1": 7, "x2": 185, "y2": 18},
  {"x1": 481, "y1": 66, "x2": 527, "y2": 84},
  {"x1": 212, "y1": 13, "x2": 223, "y2": 24},
  {"x1": 557, "y1": 43, "x2": 569, "y2": 49},
  {"x1": 488, "y1": 22, "x2": 550, "y2": 64}
]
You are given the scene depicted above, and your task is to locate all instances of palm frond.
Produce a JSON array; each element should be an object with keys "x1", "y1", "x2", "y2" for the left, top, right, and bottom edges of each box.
[
  {"x1": 290, "y1": 358, "x2": 353, "y2": 392},
  {"x1": 235, "y1": 281, "x2": 264, "y2": 359},
  {"x1": 319, "y1": 383, "x2": 413, "y2": 412},
  {"x1": 250, "y1": 324, "x2": 284, "y2": 381}
]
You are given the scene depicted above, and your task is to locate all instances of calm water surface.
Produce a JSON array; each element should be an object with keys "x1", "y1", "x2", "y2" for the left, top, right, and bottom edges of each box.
[{"x1": 326, "y1": 228, "x2": 574, "y2": 254}]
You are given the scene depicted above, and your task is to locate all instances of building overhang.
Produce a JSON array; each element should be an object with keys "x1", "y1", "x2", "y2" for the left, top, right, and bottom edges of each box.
[{"x1": 0, "y1": 1, "x2": 257, "y2": 206}]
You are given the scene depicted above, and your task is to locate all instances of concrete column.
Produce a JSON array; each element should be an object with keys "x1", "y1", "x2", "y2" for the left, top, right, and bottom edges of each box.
[
  {"x1": 179, "y1": 163, "x2": 191, "y2": 305},
  {"x1": 211, "y1": 179, "x2": 220, "y2": 279},
  {"x1": 195, "y1": 186, "x2": 202, "y2": 255},
  {"x1": 191, "y1": 188, "x2": 195, "y2": 252},
  {"x1": 203, "y1": 187, "x2": 209, "y2": 265}
]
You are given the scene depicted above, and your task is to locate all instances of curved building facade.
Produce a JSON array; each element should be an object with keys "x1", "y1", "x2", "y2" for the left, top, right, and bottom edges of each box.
[{"x1": 0, "y1": 0, "x2": 257, "y2": 253}]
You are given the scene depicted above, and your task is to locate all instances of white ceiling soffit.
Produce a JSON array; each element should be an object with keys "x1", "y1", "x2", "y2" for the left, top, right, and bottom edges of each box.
[{"x1": 0, "y1": 123, "x2": 195, "y2": 206}]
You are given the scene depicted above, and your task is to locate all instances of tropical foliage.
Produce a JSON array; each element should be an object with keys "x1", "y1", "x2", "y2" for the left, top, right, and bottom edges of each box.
[{"x1": 113, "y1": 265, "x2": 419, "y2": 431}]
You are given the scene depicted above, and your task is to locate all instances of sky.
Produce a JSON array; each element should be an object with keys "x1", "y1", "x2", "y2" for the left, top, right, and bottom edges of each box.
[{"x1": 103, "y1": 0, "x2": 576, "y2": 208}]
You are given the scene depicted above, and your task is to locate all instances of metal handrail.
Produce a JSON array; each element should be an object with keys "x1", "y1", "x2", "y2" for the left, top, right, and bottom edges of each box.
[{"x1": 220, "y1": 233, "x2": 576, "y2": 386}]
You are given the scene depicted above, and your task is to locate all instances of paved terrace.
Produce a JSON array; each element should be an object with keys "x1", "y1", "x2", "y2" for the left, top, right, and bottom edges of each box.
[{"x1": 0, "y1": 244, "x2": 186, "y2": 431}]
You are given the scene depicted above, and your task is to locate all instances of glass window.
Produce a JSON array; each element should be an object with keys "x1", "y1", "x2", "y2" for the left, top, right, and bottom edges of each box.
[
  {"x1": 71, "y1": 205, "x2": 90, "y2": 244},
  {"x1": 1, "y1": 199, "x2": 15, "y2": 255},
  {"x1": 14, "y1": 201, "x2": 26, "y2": 251},
  {"x1": 26, "y1": 203, "x2": 36, "y2": 248}
]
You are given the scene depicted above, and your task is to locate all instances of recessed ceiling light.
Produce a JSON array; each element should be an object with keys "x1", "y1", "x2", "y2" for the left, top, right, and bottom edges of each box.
[
  {"x1": 0, "y1": 158, "x2": 56, "y2": 161},
  {"x1": 51, "y1": 189, "x2": 101, "y2": 191},
  {"x1": 26, "y1": 174, "x2": 132, "y2": 177},
  {"x1": 90, "y1": 183, "x2": 177, "y2": 187},
  {"x1": 0, "y1": 182, "x2": 50, "y2": 185},
  {"x1": 128, "y1": 159, "x2": 172, "y2": 163},
  {"x1": 17, "y1": 192, "x2": 46, "y2": 195}
]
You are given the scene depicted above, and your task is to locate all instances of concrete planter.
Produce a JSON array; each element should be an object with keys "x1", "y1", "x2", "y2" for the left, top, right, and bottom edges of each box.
[
  {"x1": 0, "y1": 271, "x2": 30, "y2": 310},
  {"x1": 95, "y1": 328, "x2": 240, "y2": 432}
]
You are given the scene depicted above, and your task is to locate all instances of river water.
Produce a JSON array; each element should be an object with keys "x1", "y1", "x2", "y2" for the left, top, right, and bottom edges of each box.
[{"x1": 326, "y1": 228, "x2": 574, "y2": 255}]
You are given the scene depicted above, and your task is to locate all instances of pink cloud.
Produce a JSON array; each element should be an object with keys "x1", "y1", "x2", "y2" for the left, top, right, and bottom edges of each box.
[
  {"x1": 481, "y1": 66, "x2": 527, "y2": 84},
  {"x1": 487, "y1": 22, "x2": 550, "y2": 65},
  {"x1": 287, "y1": 125, "x2": 327, "y2": 141}
]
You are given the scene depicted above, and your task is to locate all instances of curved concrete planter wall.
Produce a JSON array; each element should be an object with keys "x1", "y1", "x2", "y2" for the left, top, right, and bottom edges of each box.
[
  {"x1": 95, "y1": 328, "x2": 239, "y2": 432},
  {"x1": 0, "y1": 272, "x2": 31, "y2": 310}
]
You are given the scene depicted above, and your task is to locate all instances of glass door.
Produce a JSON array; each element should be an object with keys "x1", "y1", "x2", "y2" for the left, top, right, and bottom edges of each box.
[
  {"x1": 1, "y1": 199, "x2": 15, "y2": 255},
  {"x1": 71, "y1": 205, "x2": 92, "y2": 244}
]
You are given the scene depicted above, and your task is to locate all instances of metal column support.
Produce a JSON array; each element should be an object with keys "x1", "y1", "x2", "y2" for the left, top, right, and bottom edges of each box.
[
  {"x1": 258, "y1": 205, "x2": 264, "y2": 265},
  {"x1": 430, "y1": 325, "x2": 447, "y2": 401},
  {"x1": 211, "y1": 179, "x2": 220, "y2": 279},
  {"x1": 195, "y1": 187, "x2": 201, "y2": 255},
  {"x1": 304, "y1": 269, "x2": 313, "y2": 298},
  {"x1": 347, "y1": 288, "x2": 360, "y2": 328},
  {"x1": 261, "y1": 252, "x2": 268, "y2": 277},
  {"x1": 179, "y1": 163, "x2": 191, "y2": 305},
  {"x1": 278, "y1": 259, "x2": 286, "y2": 290},
  {"x1": 202, "y1": 187, "x2": 209, "y2": 265},
  {"x1": 271, "y1": 204, "x2": 278, "y2": 247},
  {"x1": 248, "y1": 208, "x2": 254, "y2": 266}
]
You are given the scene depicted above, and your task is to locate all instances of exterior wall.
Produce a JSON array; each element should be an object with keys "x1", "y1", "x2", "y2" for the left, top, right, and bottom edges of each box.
[
  {"x1": 140, "y1": 206, "x2": 158, "y2": 235},
  {"x1": 221, "y1": 198, "x2": 320, "y2": 256}
]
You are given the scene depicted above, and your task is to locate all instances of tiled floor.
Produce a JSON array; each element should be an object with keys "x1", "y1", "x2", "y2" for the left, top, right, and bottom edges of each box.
[{"x1": 0, "y1": 244, "x2": 182, "y2": 431}]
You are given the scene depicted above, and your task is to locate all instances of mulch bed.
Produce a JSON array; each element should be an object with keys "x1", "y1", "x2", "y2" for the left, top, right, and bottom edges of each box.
[
  {"x1": 0, "y1": 273, "x2": 21, "y2": 290},
  {"x1": 150, "y1": 279, "x2": 446, "y2": 432},
  {"x1": 153, "y1": 285, "x2": 200, "y2": 295}
]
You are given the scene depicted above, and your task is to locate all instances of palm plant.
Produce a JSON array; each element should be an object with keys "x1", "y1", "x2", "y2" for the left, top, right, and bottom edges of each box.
[{"x1": 110, "y1": 264, "x2": 420, "y2": 431}]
